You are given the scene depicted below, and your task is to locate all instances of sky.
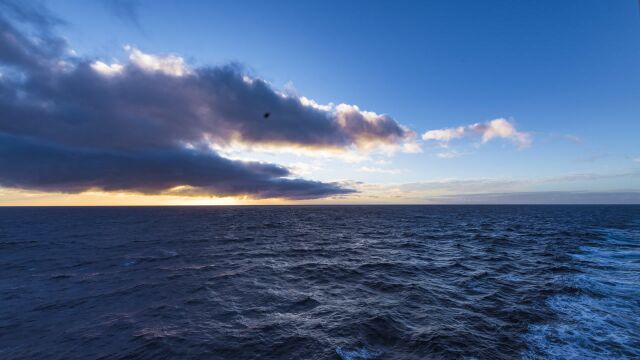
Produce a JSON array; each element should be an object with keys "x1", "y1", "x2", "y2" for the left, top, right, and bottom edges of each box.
[{"x1": 0, "y1": 0, "x2": 639, "y2": 205}]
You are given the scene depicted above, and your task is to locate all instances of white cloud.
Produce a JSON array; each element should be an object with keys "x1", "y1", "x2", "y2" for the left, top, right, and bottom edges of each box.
[
  {"x1": 124, "y1": 45, "x2": 191, "y2": 77},
  {"x1": 422, "y1": 126, "x2": 465, "y2": 143},
  {"x1": 90, "y1": 61, "x2": 124, "y2": 76},
  {"x1": 299, "y1": 96, "x2": 333, "y2": 112},
  {"x1": 470, "y1": 118, "x2": 531, "y2": 148},
  {"x1": 422, "y1": 118, "x2": 531, "y2": 149},
  {"x1": 288, "y1": 162, "x2": 322, "y2": 176},
  {"x1": 358, "y1": 166, "x2": 402, "y2": 174},
  {"x1": 402, "y1": 140, "x2": 423, "y2": 153},
  {"x1": 436, "y1": 150, "x2": 462, "y2": 159}
]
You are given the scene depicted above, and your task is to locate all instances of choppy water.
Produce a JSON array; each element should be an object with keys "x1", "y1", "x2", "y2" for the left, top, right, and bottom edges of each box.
[{"x1": 0, "y1": 205, "x2": 638, "y2": 359}]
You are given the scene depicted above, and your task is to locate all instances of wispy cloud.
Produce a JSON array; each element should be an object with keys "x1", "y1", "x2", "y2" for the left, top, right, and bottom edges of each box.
[
  {"x1": 422, "y1": 118, "x2": 531, "y2": 149},
  {"x1": 428, "y1": 191, "x2": 640, "y2": 204},
  {"x1": 436, "y1": 150, "x2": 463, "y2": 159},
  {"x1": 99, "y1": 0, "x2": 142, "y2": 28},
  {"x1": 574, "y1": 152, "x2": 610, "y2": 163},
  {"x1": 563, "y1": 134, "x2": 583, "y2": 144},
  {"x1": 358, "y1": 166, "x2": 402, "y2": 174},
  {"x1": 398, "y1": 170, "x2": 640, "y2": 194},
  {"x1": 336, "y1": 170, "x2": 640, "y2": 204}
]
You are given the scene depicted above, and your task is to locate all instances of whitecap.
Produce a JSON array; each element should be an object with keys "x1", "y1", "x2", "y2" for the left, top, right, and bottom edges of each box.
[
  {"x1": 336, "y1": 346, "x2": 382, "y2": 360},
  {"x1": 522, "y1": 225, "x2": 640, "y2": 359}
]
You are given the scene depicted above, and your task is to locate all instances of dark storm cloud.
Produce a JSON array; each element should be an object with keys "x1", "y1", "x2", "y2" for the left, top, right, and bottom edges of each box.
[
  {"x1": 0, "y1": 2, "x2": 66, "y2": 72},
  {"x1": 0, "y1": 62, "x2": 409, "y2": 151},
  {"x1": 0, "y1": 134, "x2": 350, "y2": 199},
  {"x1": 0, "y1": 2, "x2": 415, "y2": 199}
]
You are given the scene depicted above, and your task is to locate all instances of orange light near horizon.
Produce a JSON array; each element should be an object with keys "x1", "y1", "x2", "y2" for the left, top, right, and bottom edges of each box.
[{"x1": 0, "y1": 188, "x2": 270, "y2": 206}]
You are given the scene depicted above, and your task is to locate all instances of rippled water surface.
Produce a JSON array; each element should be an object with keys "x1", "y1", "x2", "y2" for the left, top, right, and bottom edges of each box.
[{"x1": 1, "y1": 205, "x2": 638, "y2": 359}]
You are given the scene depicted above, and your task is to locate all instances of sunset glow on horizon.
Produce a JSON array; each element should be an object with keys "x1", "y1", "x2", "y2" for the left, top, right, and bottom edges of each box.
[{"x1": 1, "y1": 0, "x2": 638, "y2": 205}]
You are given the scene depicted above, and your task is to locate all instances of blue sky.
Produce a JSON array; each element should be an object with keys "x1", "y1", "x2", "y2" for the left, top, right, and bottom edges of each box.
[{"x1": 0, "y1": 0, "x2": 639, "y2": 204}]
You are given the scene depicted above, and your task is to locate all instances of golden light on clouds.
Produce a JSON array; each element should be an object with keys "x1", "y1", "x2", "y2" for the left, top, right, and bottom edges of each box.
[
  {"x1": 0, "y1": 185, "x2": 377, "y2": 206},
  {"x1": 0, "y1": 188, "x2": 277, "y2": 206}
]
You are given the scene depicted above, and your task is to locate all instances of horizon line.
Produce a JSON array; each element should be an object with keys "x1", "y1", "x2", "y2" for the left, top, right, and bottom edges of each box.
[{"x1": 1, "y1": 203, "x2": 639, "y2": 207}]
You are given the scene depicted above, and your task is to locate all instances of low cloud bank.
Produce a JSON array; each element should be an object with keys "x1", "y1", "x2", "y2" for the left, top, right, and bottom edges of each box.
[{"x1": 429, "y1": 191, "x2": 640, "y2": 204}]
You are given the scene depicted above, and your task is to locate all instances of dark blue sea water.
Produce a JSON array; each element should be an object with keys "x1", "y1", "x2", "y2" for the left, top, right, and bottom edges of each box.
[{"x1": 0, "y1": 205, "x2": 638, "y2": 359}]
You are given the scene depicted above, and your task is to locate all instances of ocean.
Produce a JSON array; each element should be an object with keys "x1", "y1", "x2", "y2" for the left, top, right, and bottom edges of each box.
[{"x1": 0, "y1": 205, "x2": 638, "y2": 359}]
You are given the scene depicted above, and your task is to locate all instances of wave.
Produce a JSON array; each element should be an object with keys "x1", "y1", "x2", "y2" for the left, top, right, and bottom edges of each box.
[{"x1": 523, "y1": 225, "x2": 640, "y2": 359}]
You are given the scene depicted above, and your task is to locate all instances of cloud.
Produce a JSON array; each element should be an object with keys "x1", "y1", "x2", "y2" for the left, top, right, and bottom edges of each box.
[
  {"x1": 563, "y1": 134, "x2": 582, "y2": 144},
  {"x1": 422, "y1": 126, "x2": 465, "y2": 144},
  {"x1": 436, "y1": 150, "x2": 462, "y2": 159},
  {"x1": 0, "y1": 134, "x2": 351, "y2": 199},
  {"x1": 471, "y1": 119, "x2": 531, "y2": 147},
  {"x1": 422, "y1": 118, "x2": 531, "y2": 149},
  {"x1": 0, "y1": 3, "x2": 423, "y2": 199},
  {"x1": 90, "y1": 60, "x2": 124, "y2": 76},
  {"x1": 99, "y1": 0, "x2": 142, "y2": 28},
  {"x1": 330, "y1": 171, "x2": 640, "y2": 204},
  {"x1": 574, "y1": 153, "x2": 609, "y2": 163},
  {"x1": 0, "y1": 26, "x2": 414, "y2": 152},
  {"x1": 358, "y1": 166, "x2": 402, "y2": 174},
  {"x1": 124, "y1": 45, "x2": 190, "y2": 76},
  {"x1": 398, "y1": 178, "x2": 523, "y2": 194},
  {"x1": 287, "y1": 161, "x2": 322, "y2": 176},
  {"x1": 0, "y1": 1, "x2": 68, "y2": 71},
  {"x1": 428, "y1": 191, "x2": 640, "y2": 204},
  {"x1": 397, "y1": 171, "x2": 640, "y2": 195}
]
